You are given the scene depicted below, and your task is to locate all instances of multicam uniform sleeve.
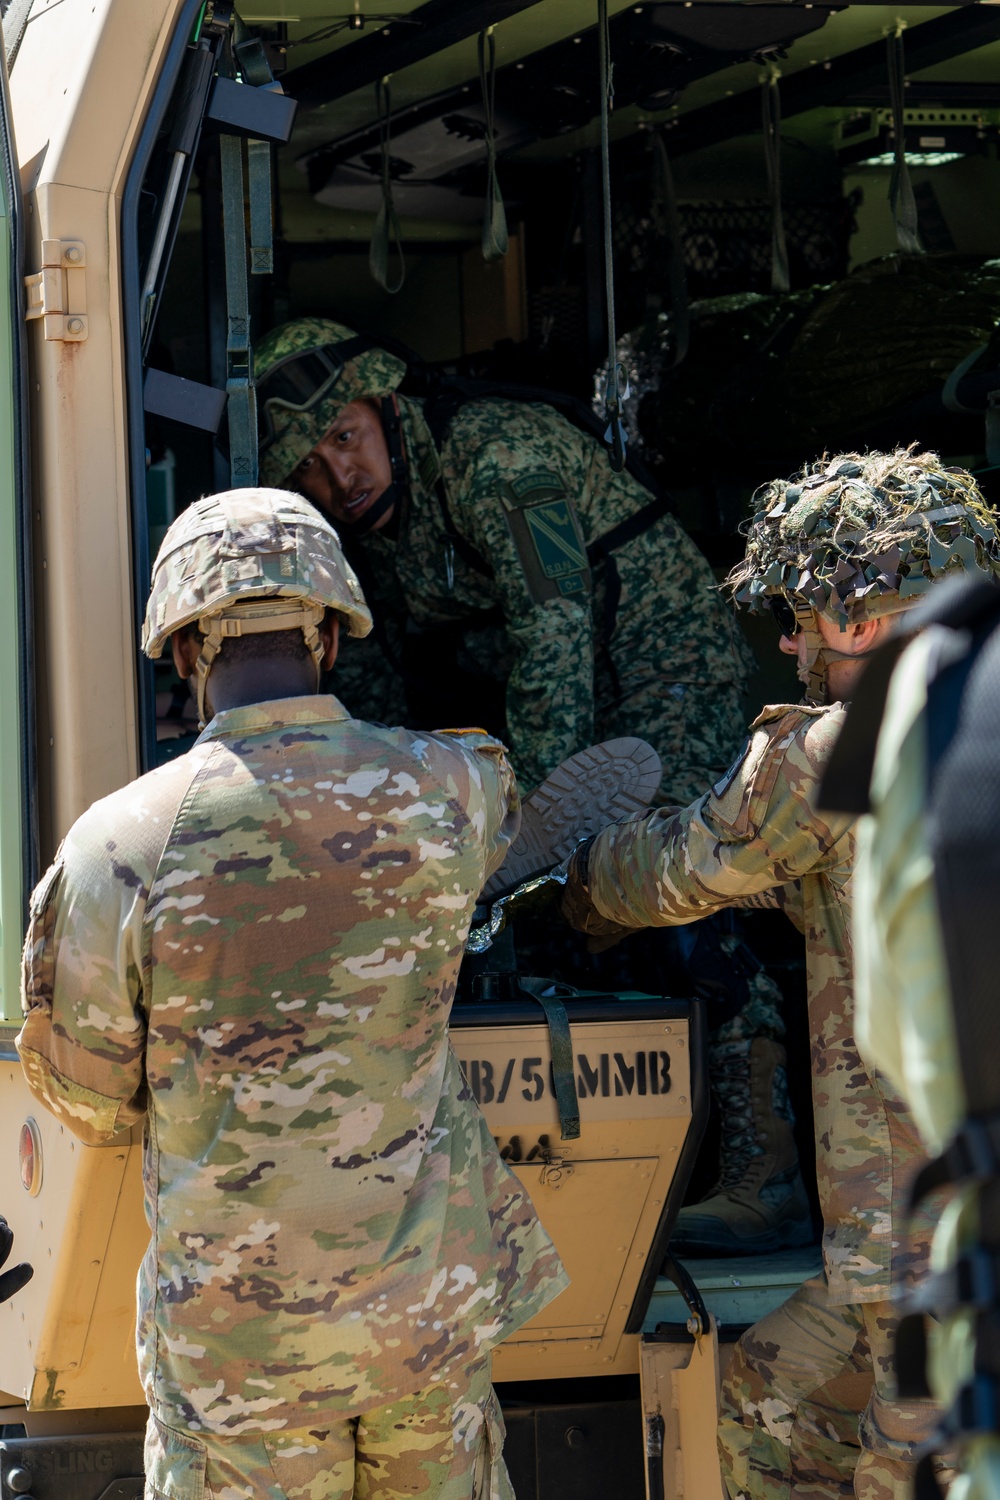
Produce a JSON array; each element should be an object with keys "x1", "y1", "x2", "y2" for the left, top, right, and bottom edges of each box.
[
  {"x1": 448, "y1": 418, "x2": 596, "y2": 791},
  {"x1": 18, "y1": 800, "x2": 154, "y2": 1146},
  {"x1": 428, "y1": 728, "x2": 521, "y2": 881},
  {"x1": 584, "y1": 707, "x2": 852, "y2": 929}
]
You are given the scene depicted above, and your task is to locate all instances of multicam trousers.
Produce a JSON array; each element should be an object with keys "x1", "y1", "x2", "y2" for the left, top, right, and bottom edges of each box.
[
  {"x1": 144, "y1": 1358, "x2": 511, "y2": 1500},
  {"x1": 718, "y1": 1274, "x2": 941, "y2": 1500}
]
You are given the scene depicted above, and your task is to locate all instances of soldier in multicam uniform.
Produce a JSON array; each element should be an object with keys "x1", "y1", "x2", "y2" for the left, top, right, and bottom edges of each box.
[
  {"x1": 561, "y1": 448, "x2": 1000, "y2": 1500},
  {"x1": 253, "y1": 317, "x2": 752, "y2": 806},
  {"x1": 17, "y1": 487, "x2": 567, "y2": 1500}
]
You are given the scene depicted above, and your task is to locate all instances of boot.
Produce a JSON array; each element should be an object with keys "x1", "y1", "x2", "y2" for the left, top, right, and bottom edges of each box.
[
  {"x1": 481, "y1": 736, "x2": 662, "y2": 899},
  {"x1": 671, "y1": 1036, "x2": 813, "y2": 1256}
]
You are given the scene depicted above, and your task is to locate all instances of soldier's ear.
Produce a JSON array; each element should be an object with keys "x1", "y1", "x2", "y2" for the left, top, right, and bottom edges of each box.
[
  {"x1": 851, "y1": 616, "x2": 888, "y2": 655},
  {"x1": 320, "y1": 613, "x2": 340, "y2": 671},
  {"x1": 171, "y1": 628, "x2": 200, "y2": 680}
]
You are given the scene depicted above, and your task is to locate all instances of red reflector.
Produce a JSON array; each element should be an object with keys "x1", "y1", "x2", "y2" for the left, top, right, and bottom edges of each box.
[{"x1": 19, "y1": 1118, "x2": 42, "y2": 1195}]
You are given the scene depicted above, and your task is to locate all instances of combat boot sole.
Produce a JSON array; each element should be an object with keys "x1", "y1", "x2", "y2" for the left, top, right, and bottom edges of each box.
[{"x1": 483, "y1": 736, "x2": 662, "y2": 900}]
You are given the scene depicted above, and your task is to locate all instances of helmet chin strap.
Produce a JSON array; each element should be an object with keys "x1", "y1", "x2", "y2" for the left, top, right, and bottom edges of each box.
[
  {"x1": 194, "y1": 600, "x2": 326, "y2": 727},
  {"x1": 336, "y1": 395, "x2": 409, "y2": 540},
  {"x1": 793, "y1": 602, "x2": 862, "y2": 705}
]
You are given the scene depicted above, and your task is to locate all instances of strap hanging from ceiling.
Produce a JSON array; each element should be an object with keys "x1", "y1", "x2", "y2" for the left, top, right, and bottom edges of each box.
[
  {"x1": 216, "y1": 16, "x2": 259, "y2": 486},
  {"x1": 233, "y1": 17, "x2": 276, "y2": 275},
  {"x1": 369, "y1": 75, "x2": 406, "y2": 293},
  {"x1": 478, "y1": 27, "x2": 509, "y2": 263},
  {"x1": 761, "y1": 62, "x2": 790, "y2": 295},
  {"x1": 597, "y1": 0, "x2": 627, "y2": 473},
  {"x1": 887, "y1": 23, "x2": 924, "y2": 255},
  {"x1": 648, "y1": 129, "x2": 689, "y2": 368},
  {"x1": 220, "y1": 132, "x2": 259, "y2": 486}
]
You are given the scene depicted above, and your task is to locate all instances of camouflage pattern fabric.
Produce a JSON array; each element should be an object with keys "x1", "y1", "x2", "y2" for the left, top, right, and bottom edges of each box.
[
  {"x1": 854, "y1": 630, "x2": 963, "y2": 1154},
  {"x1": 347, "y1": 396, "x2": 752, "y2": 799},
  {"x1": 144, "y1": 1355, "x2": 512, "y2": 1500},
  {"x1": 19, "y1": 696, "x2": 567, "y2": 1436},
  {"x1": 719, "y1": 1275, "x2": 940, "y2": 1500},
  {"x1": 855, "y1": 628, "x2": 1000, "y2": 1500},
  {"x1": 574, "y1": 700, "x2": 934, "y2": 1306},
  {"x1": 728, "y1": 448, "x2": 1000, "y2": 626},
  {"x1": 142, "y1": 485, "x2": 373, "y2": 657},
  {"x1": 256, "y1": 320, "x2": 407, "y2": 493}
]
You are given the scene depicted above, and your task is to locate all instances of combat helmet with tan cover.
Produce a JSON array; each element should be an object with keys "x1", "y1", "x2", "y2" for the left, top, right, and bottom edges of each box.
[
  {"x1": 142, "y1": 486, "x2": 372, "y2": 725},
  {"x1": 727, "y1": 447, "x2": 1000, "y2": 701}
]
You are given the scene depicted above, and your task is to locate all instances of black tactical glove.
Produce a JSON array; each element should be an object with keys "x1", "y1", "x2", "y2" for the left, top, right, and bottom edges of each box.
[
  {"x1": 559, "y1": 836, "x2": 636, "y2": 951},
  {"x1": 0, "y1": 1215, "x2": 33, "y2": 1304}
]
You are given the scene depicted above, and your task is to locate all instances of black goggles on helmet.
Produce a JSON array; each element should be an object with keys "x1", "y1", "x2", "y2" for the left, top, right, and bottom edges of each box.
[
  {"x1": 255, "y1": 337, "x2": 376, "y2": 457},
  {"x1": 769, "y1": 595, "x2": 802, "y2": 639}
]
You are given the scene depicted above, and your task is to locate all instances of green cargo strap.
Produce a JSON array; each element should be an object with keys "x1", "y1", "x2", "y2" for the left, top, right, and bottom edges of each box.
[
  {"x1": 233, "y1": 22, "x2": 275, "y2": 275},
  {"x1": 220, "y1": 132, "x2": 258, "y2": 487},
  {"x1": 523, "y1": 985, "x2": 581, "y2": 1140},
  {"x1": 370, "y1": 76, "x2": 405, "y2": 294},
  {"x1": 887, "y1": 26, "x2": 923, "y2": 255},
  {"x1": 247, "y1": 141, "x2": 273, "y2": 274},
  {"x1": 761, "y1": 64, "x2": 790, "y2": 296},
  {"x1": 478, "y1": 28, "x2": 508, "y2": 263}
]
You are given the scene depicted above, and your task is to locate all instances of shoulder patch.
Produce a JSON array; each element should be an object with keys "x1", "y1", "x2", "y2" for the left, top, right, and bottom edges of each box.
[
  {"x1": 502, "y1": 483, "x2": 591, "y2": 605},
  {"x1": 505, "y1": 470, "x2": 566, "y2": 505},
  {"x1": 711, "y1": 715, "x2": 804, "y2": 838},
  {"x1": 712, "y1": 738, "x2": 751, "y2": 801}
]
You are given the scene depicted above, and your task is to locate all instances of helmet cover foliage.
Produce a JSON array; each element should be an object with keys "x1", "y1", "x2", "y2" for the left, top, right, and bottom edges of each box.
[{"x1": 727, "y1": 448, "x2": 1000, "y2": 623}]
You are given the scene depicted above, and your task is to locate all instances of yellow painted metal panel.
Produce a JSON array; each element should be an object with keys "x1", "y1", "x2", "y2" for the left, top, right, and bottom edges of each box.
[
  {"x1": 452, "y1": 1016, "x2": 693, "y2": 1382},
  {"x1": 10, "y1": 0, "x2": 189, "y2": 855},
  {"x1": 0, "y1": 1060, "x2": 145, "y2": 1410}
]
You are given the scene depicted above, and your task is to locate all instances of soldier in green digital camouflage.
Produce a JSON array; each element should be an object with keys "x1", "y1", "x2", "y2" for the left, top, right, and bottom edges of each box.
[
  {"x1": 253, "y1": 317, "x2": 753, "y2": 806},
  {"x1": 18, "y1": 487, "x2": 567, "y2": 1500},
  {"x1": 560, "y1": 449, "x2": 1000, "y2": 1500}
]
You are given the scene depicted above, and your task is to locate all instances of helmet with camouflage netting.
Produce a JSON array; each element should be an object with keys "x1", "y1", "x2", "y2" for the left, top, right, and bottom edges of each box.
[
  {"x1": 726, "y1": 448, "x2": 1000, "y2": 702},
  {"x1": 254, "y1": 318, "x2": 407, "y2": 489},
  {"x1": 142, "y1": 486, "x2": 372, "y2": 724}
]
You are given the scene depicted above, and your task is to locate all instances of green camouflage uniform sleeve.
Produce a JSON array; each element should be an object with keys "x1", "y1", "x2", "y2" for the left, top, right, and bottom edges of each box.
[
  {"x1": 424, "y1": 725, "x2": 522, "y2": 881},
  {"x1": 443, "y1": 407, "x2": 596, "y2": 791},
  {"x1": 585, "y1": 702, "x2": 936, "y2": 1307},
  {"x1": 18, "y1": 750, "x2": 212, "y2": 1144},
  {"x1": 585, "y1": 706, "x2": 852, "y2": 928}
]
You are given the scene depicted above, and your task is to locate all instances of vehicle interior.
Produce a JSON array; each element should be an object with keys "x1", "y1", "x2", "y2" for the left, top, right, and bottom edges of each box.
[
  {"x1": 133, "y1": 0, "x2": 1000, "y2": 1371},
  {"x1": 140, "y1": 0, "x2": 1000, "y2": 752},
  {"x1": 5, "y1": 0, "x2": 997, "y2": 1489}
]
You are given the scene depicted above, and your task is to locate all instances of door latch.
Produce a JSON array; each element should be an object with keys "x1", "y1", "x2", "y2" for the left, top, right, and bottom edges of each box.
[{"x1": 25, "y1": 239, "x2": 88, "y2": 341}]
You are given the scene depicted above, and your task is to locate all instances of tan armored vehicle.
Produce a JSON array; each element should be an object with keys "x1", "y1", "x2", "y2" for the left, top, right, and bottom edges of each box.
[{"x1": 2, "y1": 0, "x2": 1000, "y2": 1495}]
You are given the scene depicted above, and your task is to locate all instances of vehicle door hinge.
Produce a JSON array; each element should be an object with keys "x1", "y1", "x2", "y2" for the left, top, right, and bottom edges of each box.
[{"x1": 25, "y1": 239, "x2": 88, "y2": 341}]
